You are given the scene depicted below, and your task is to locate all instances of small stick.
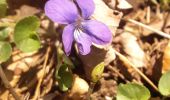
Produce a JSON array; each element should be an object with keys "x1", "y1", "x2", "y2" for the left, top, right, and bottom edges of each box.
[
  {"x1": 114, "y1": 50, "x2": 159, "y2": 92},
  {"x1": 107, "y1": 65, "x2": 129, "y2": 82},
  {"x1": 32, "y1": 47, "x2": 51, "y2": 100},
  {"x1": 126, "y1": 19, "x2": 170, "y2": 39},
  {"x1": 0, "y1": 65, "x2": 21, "y2": 100},
  {"x1": 146, "y1": 6, "x2": 150, "y2": 23}
]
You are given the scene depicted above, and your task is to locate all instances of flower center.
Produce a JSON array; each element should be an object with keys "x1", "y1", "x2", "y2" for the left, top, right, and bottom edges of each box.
[
  {"x1": 74, "y1": 28, "x2": 82, "y2": 42},
  {"x1": 75, "y1": 17, "x2": 84, "y2": 28},
  {"x1": 74, "y1": 17, "x2": 86, "y2": 41}
]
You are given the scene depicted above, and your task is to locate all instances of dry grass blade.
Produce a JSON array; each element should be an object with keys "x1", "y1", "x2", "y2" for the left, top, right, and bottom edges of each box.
[
  {"x1": 113, "y1": 50, "x2": 159, "y2": 92},
  {"x1": 106, "y1": 65, "x2": 128, "y2": 82},
  {"x1": 32, "y1": 47, "x2": 51, "y2": 100},
  {"x1": 127, "y1": 19, "x2": 170, "y2": 39}
]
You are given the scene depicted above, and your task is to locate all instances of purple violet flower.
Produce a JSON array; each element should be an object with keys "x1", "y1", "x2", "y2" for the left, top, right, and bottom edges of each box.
[{"x1": 45, "y1": 0, "x2": 112, "y2": 55}]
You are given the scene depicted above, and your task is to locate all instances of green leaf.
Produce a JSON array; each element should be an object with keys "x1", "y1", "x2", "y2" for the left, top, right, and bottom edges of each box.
[
  {"x1": 14, "y1": 16, "x2": 41, "y2": 52},
  {"x1": 56, "y1": 64, "x2": 73, "y2": 91},
  {"x1": 0, "y1": 27, "x2": 9, "y2": 40},
  {"x1": 0, "y1": 0, "x2": 7, "y2": 17},
  {"x1": 158, "y1": 71, "x2": 170, "y2": 96},
  {"x1": 55, "y1": 48, "x2": 74, "y2": 91},
  {"x1": 0, "y1": 42, "x2": 12, "y2": 63},
  {"x1": 17, "y1": 35, "x2": 40, "y2": 52},
  {"x1": 91, "y1": 62, "x2": 105, "y2": 82},
  {"x1": 116, "y1": 83, "x2": 151, "y2": 100}
]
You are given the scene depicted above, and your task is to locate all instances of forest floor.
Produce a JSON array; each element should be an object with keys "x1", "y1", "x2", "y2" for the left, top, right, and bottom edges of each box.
[{"x1": 0, "y1": 0, "x2": 170, "y2": 100}]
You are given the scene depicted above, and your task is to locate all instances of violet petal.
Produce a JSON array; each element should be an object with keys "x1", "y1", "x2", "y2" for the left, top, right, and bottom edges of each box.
[
  {"x1": 62, "y1": 24, "x2": 75, "y2": 56},
  {"x1": 83, "y1": 20, "x2": 112, "y2": 45},
  {"x1": 45, "y1": 0, "x2": 78, "y2": 24},
  {"x1": 76, "y1": 0, "x2": 95, "y2": 19},
  {"x1": 74, "y1": 29, "x2": 92, "y2": 55}
]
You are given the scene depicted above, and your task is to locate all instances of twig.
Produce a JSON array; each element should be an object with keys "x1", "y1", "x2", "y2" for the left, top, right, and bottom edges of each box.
[
  {"x1": 32, "y1": 47, "x2": 51, "y2": 100},
  {"x1": 146, "y1": 6, "x2": 150, "y2": 23},
  {"x1": 19, "y1": 55, "x2": 52, "y2": 93},
  {"x1": 0, "y1": 65, "x2": 21, "y2": 100},
  {"x1": 113, "y1": 50, "x2": 159, "y2": 92},
  {"x1": 107, "y1": 65, "x2": 129, "y2": 82},
  {"x1": 126, "y1": 18, "x2": 170, "y2": 39}
]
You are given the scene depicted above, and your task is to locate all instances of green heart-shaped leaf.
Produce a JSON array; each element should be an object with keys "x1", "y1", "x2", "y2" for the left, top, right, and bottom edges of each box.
[
  {"x1": 56, "y1": 64, "x2": 73, "y2": 91},
  {"x1": 0, "y1": 42, "x2": 12, "y2": 63},
  {"x1": 116, "y1": 83, "x2": 151, "y2": 100},
  {"x1": 14, "y1": 16, "x2": 41, "y2": 52},
  {"x1": 158, "y1": 71, "x2": 170, "y2": 96},
  {"x1": 0, "y1": 27, "x2": 9, "y2": 40}
]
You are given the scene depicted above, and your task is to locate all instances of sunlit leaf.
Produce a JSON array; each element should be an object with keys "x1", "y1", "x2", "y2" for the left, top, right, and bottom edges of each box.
[
  {"x1": 91, "y1": 62, "x2": 104, "y2": 82},
  {"x1": 0, "y1": 0, "x2": 7, "y2": 17},
  {"x1": 0, "y1": 42, "x2": 12, "y2": 63},
  {"x1": 116, "y1": 83, "x2": 151, "y2": 100},
  {"x1": 14, "y1": 16, "x2": 41, "y2": 52},
  {"x1": 158, "y1": 71, "x2": 170, "y2": 96},
  {"x1": 17, "y1": 35, "x2": 40, "y2": 52},
  {"x1": 56, "y1": 64, "x2": 73, "y2": 91},
  {"x1": 0, "y1": 27, "x2": 9, "y2": 40}
]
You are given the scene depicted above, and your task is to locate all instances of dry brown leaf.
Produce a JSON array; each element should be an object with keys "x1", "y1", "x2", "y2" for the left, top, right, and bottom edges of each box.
[
  {"x1": 3, "y1": 69, "x2": 21, "y2": 87},
  {"x1": 104, "y1": 0, "x2": 132, "y2": 10},
  {"x1": 104, "y1": 46, "x2": 116, "y2": 65},
  {"x1": 93, "y1": 0, "x2": 123, "y2": 34},
  {"x1": 8, "y1": 5, "x2": 40, "y2": 21},
  {"x1": 164, "y1": 13, "x2": 170, "y2": 34},
  {"x1": 142, "y1": 18, "x2": 164, "y2": 36},
  {"x1": 103, "y1": 0, "x2": 116, "y2": 9},
  {"x1": 162, "y1": 41, "x2": 170, "y2": 73},
  {"x1": 125, "y1": 0, "x2": 144, "y2": 9},
  {"x1": 117, "y1": 0, "x2": 133, "y2": 9},
  {"x1": 120, "y1": 32, "x2": 147, "y2": 68},
  {"x1": 9, "y1": 75, "x2": 20, "y2": 87},
  {"x1": 7, "y1": 52, "x2": 41, "y2": 72},
  {"x1": 0, "y1": 89, "x2": 9, "y2": 100},
  {"x1": 78, "y1": 46, "x2": 116, "y2": 79},
  {"x1": 79, "y1": 46, "x2": 108, "y2": 79},
  {"x1": 3, "y1": 52, "x2": 41, "y2": 91},
  {"x1": 124, "y1": 9, "x2": 164, "y2": 36}
]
